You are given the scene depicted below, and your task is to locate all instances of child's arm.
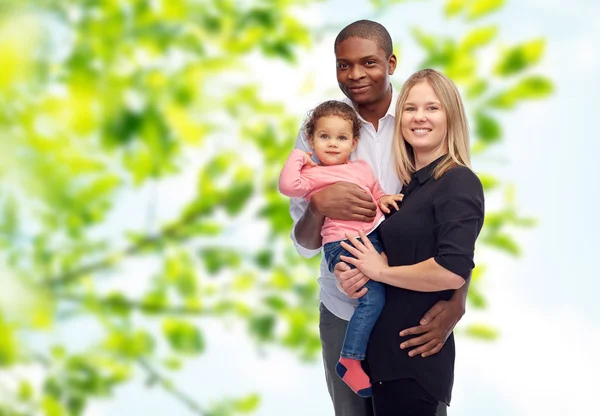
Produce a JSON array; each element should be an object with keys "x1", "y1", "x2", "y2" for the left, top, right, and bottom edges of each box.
[
  {"x1": 379, "y1": 194, "x2": 404, "y2": 214},
  {"x1": 362, "y1": 162, "x2": 403, "y2": 214},
  {"x1": 278, "y1": 149, "x2": 318, "y2": 198}
]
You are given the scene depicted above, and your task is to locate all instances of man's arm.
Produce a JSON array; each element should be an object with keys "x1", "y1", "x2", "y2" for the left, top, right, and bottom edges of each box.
[
  {"x1": 398, "y1": 275, "x2": 470, "y2": 358},
  {"x1": 294, "y1": 201, "x2": 326, "y2": 250}
]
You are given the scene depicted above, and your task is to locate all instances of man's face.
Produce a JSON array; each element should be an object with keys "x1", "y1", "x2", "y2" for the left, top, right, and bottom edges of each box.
[{"x1": 335, "y1": 37, "x2": 396, "y2": 107}]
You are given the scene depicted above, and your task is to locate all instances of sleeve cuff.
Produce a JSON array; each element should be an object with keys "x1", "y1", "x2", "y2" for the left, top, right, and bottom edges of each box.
[{"x1": 290, "y1": 223, "x2": 321, "y2": 258}]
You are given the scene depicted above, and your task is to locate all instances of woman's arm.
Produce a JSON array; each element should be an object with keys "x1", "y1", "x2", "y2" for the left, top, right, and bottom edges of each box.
[
  {"x1": 340, "y1": 233, "x2": 464, "y2": 292},
  {"x1": 378, "y1": 258, "x2": 465, "y2": 291}
]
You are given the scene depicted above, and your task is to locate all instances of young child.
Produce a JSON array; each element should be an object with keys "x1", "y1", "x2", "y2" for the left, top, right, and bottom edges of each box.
[{"x1": 279, "y1": 100, "x2": 403, "y2": 397}]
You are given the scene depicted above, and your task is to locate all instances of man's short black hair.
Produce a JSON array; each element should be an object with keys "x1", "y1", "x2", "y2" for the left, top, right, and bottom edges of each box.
[{"x1": 334, "y1": 20, "x2": 393, "y2": 58}]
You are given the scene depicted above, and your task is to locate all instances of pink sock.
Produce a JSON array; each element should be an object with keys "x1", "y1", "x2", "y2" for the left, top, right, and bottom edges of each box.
[{"x1": 335, "y1": 357, "x2": 372, "y2": 397}]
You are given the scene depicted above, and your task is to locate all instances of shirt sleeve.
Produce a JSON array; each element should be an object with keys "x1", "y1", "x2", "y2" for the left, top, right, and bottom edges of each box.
[
  {"x1": 289, "y1": 129, "x2": 322, "y2": 258},
  {"x1": 279, "y1": 149, "x2": 315, "y2": 198},
  {"x1": 433, "y1": 167, "x2": 485, "y2": 279}
]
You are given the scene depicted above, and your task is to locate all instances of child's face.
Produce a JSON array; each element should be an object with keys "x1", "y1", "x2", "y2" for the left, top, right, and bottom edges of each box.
[{"x1": 309, "y1": 116, "x2": 358, "y2": 166}]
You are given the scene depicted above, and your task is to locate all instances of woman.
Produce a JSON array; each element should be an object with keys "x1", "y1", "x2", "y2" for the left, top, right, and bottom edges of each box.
[{"x1": 335, "y1": 69, "x2": 485, "y2": 415}]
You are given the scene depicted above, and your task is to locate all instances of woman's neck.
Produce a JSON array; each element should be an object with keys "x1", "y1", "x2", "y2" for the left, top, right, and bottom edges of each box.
[{"x1": 414, "y1": 147, "x2": 447, "y2": 170}]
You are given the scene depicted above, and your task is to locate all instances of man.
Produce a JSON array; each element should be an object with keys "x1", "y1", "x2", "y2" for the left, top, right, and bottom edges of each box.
[{"x1": 289, "y1": 20, "x2": 468, "y2": 415}]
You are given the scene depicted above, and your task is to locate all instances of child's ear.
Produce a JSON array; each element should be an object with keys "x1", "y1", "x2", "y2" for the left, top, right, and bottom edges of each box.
[
  {"x1": 308, "y1": 136, "x2": 315, "y2": 149},
  {"x1": 351, "y1": 137, "x2": 359, "y2": 152}
]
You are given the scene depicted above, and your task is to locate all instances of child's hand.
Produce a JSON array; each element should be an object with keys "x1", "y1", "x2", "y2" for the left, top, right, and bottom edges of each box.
[
  {"x1": 379, "y1": 193, "x2": 403, "y2": 214},
  {"x1": 303, "y1": 151, "x2": 317, "y2": 167}
]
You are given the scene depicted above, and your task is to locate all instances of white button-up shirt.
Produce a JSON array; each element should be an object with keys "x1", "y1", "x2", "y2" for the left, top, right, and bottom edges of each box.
[{"x1": 289, "y1": 92, "x2": 402, "y2": 320}]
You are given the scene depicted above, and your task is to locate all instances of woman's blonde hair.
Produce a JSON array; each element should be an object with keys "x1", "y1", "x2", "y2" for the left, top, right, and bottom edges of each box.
[{"x1": 393, "y1": 69, "x2": 471, "y2": 185}]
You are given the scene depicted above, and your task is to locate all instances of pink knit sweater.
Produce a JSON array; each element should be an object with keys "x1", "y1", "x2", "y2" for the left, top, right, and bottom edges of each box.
[{"x1": 279, "y1": 149, "x2": 386, "y2": 244}]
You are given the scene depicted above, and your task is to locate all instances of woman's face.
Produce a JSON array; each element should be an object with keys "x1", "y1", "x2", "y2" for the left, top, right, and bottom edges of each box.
[{"x1": 400, "y1": 80, "x2": 448, "y2": 156}]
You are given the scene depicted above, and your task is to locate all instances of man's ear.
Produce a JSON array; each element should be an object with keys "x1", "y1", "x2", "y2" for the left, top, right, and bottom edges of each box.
[{"x1": 388, "y1": 53, "x2": 397, "y2": 75}]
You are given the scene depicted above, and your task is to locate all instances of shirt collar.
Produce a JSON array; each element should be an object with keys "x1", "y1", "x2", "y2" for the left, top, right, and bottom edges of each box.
[{"x1": 414, "y1": 154, "x2": 446, "y2": 184}]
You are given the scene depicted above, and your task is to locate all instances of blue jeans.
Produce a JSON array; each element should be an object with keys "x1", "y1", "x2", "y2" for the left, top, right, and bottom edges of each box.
[{"x1": 323, "y1": 231, "x2": 385, "y2": 360}]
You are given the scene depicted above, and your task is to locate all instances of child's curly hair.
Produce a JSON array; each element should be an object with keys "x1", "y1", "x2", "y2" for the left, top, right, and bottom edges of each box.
[{"x1": 304, "y1": 100, "x2": 362, "y2": 140}]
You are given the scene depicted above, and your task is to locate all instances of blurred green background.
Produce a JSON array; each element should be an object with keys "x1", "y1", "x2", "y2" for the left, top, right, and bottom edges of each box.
[{"x1": 1, "y1": 0, "x2": 598, "y2": 415}]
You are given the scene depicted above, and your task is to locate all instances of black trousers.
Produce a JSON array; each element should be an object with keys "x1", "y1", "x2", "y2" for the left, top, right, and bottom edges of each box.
[{"x1": 372, "y1": 378, "x2": 439, "y2": 416}]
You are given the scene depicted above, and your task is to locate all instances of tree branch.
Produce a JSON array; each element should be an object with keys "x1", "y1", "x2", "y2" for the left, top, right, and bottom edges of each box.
[
  {"x1": 137, "y1": 357, "x2": 209, "y2": 416},
  {"x1": 58, "y1": 293, "x2": 219, "y2": 316},
  {"x1": 45, "y1": 213, "x2": 195, "y2": 288}
]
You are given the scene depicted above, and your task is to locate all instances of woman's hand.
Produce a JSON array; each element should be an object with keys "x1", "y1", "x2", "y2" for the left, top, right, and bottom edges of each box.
[
  {"x1": 333, "y1": 261, "x2": 369, "y2": 299},
  {"x1": 339, "y1": 230, "x2": 389, "y2": 281}
]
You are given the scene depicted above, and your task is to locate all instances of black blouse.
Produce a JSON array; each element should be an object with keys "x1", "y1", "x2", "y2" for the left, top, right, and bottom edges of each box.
[{"x1": 368, "y1": 156, "x2": 485, "y2": 405}]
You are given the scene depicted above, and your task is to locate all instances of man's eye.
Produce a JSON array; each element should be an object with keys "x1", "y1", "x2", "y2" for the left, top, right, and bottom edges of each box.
[
  {"x1": 365, "y1": 60, "x2": 376, "y2": 66},
  {"x1": 337, "y1": 63, "x2": 348, "y2": 69}
]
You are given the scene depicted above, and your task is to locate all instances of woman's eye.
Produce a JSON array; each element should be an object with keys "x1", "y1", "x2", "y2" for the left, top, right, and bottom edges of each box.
[
  {"x1": 428, "y1": 106, "x2": 438, "y2": 111},
  {"x1": 404, "y1": 107, "x2": 415, "y2": 111}
]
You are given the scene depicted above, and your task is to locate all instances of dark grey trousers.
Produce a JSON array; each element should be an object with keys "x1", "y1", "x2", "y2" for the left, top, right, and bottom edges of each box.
[{"x1": 319, "y1": 303, "x2": 448, "y2": 416}]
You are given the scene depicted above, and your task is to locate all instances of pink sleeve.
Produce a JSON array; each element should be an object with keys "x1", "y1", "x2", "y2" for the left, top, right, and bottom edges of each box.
[
  {"x1": 358, "y1": 160, "x2": 386, "y2": 201},
  {"x1": 279, "y1": 149, "x2": 314, "y2": 198}
]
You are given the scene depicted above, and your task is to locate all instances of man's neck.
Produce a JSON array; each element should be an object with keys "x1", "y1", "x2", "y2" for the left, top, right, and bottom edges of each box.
[{"x1": 356, "y1": 86, "x2": 392, "y2": 132}]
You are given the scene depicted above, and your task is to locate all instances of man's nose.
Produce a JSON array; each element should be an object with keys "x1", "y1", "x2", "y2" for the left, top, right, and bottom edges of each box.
[{"x1": 348, "y1": 66, "x2": 365, "y2": 80}]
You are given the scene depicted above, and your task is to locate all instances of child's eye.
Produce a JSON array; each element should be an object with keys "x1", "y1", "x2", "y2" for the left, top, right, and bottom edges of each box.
[
  {"x1": 320, "y1": 134, "x2": 329, "y2": 139},
  {"x1": 338, "y1": 136, "x2": 347, "y2": 141}
]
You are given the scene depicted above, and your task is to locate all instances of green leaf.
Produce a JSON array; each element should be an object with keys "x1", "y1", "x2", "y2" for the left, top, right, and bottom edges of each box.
[
  {"x1": 494, "y1": 39, "x2": 545, "y2": 76},
  {"x1": 462, "y1": 26, "x2": 497, "y2": 51},
  {"x1": 488, "y1": 75, "x2": 554, "y2": 109},
  {"x1": 467, "y1": 287, "x2": 487, "y2": 309},
  {"x1": 466, "y1": 79, "x2": 489, "y2": 99},
  {"x1": 199, "y1": 248, "x2": 242, "y2": 274},
  {"x1": 477, "y1": 173, "x2": 500, "y2": 191},
  {"x1": 163, "y1": 319, "x2": 205, "y2": 354},
  {"x1": 264, "y1": 295, "x2": 287, "y2": 311},
  {"x1": 233, "y1": 393, "x2": 261, "y2": 413},
  {"x1": 249, "y1": 315, "x2": 276, "y2": 341},
  {"x1": 0, "y1": 317, "x2": 17, "y2": 366},
  {"x1": 17, "y1": 381, "x2": 33, "y2": 400},
  {"x1": 483, "y1": 232, "x2": 521, "y2": 256},
  {"x1": 465, "y1": 323, "x2": 499, "y2": 340},
  {"x1": 42, "y1": 395, "x2": 66, "y2": 416},
  {"x1": 411, "y1": 28, "x2": 437, "y2": 53},
  {"x1": 467, "y1": 0, "x2": 506, "y2": 20},
  {"x1": 475, "y1": 111, "x2": 502, "y2": 144},
  {"x1": 445, "y1": 0, "x2": 470, "y2": 17}
]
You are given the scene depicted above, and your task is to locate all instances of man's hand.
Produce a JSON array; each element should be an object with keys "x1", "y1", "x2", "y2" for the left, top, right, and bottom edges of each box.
[
  {"x1": 378, "y1": 193, "x2": 403, "y2": 214},
  {"x1": 333, "y1": 261, "x2": 370, "y2": 299},
  {"x1": 399, "y1": 299, "x2": 465, "y2": 358},
  {"x1": 311, "y1": 182, "x2": 376, "y2": 222}
]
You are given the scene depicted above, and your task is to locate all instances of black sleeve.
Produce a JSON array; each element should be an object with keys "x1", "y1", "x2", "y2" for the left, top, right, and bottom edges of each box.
[{"x1": 433, "y1": 167, "x2": 485, "y2": 279}]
